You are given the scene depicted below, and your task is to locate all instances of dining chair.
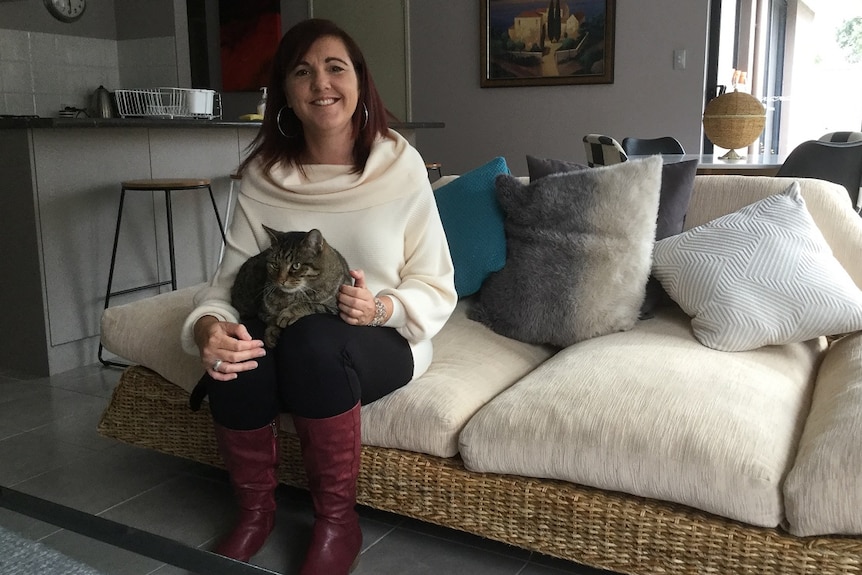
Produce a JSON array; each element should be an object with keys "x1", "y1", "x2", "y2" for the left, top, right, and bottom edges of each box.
[
  {"x1": 583, "y1": 134, "x2": 628, "y2": 167},
  {"x1": 775, "y1": 139, "x2": 862, "y2": 212},
  {"x1": 819, "y1": 131, "x2": 862, "y2": 144},
  {"x1": 621, "y1": 136, "x2": 685, "y2": 156}
]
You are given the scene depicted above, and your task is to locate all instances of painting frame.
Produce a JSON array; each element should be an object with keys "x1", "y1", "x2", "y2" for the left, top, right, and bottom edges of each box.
[{"x1": 480, "y1": 0, "x2": 616, "y2": 88}]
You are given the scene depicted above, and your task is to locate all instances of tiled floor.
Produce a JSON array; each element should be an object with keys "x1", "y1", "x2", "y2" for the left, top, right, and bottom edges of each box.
[{"x1": 0, "y1": 364, "x2": 615, "y2": 575}]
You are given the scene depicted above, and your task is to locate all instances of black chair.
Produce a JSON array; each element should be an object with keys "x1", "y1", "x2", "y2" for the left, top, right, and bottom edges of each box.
[
  {"x1": 621, "y1": 136, "x2": 685, "y2": 156},
  {"x1": 819, "y1": 131, "x2": 862, "y2": 144},
  {"x1": 776, "y1": 140, "x2": 862, "y2": 212}
]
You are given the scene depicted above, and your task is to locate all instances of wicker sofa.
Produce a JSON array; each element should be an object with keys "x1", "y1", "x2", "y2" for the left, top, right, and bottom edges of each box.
[{"x1": 98, "y1": 174, "x2": 862, "y2": 575}]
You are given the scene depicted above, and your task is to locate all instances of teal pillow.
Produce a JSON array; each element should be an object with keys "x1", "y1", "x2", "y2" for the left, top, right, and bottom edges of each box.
[{"x1": 434, "y1": 157, "x2": 510, "y2": 297}]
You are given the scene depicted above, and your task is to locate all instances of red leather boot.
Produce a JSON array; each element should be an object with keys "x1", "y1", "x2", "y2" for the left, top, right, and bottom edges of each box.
[
  {"x1": 293, "y1": 403, "x2": 362, "y2": 575},
  {"x1": 212, "y1": 420, "x2": 279, "y2": 561}
]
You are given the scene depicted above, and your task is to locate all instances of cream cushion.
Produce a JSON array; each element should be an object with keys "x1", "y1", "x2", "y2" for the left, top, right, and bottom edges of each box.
[
  {"x1": 784, "y1": 332, "x2": 862, "y2": 536},
  {"x1": 101, "y1": 293, "x2": 553, "y2": 458},
  {"x1": 459, "y1": 306, "x2": 825, "y2": 527},
  {"x1": 100, "y1": 285, "x2": 204, "y2": 392}
]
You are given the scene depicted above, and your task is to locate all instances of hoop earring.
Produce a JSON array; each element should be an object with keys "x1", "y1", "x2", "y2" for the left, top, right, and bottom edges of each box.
[
  {"x1": 361, "y1": 103, "x2": 368, "y2": 131},
  {"x1": 276, "y1": 105, "x2": 300, "y2": 138}
]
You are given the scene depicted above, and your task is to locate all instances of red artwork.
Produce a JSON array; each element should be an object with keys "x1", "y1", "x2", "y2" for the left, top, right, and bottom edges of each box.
[{"x1": 220, "y1": 0, "x2": 281, "y2": 92}]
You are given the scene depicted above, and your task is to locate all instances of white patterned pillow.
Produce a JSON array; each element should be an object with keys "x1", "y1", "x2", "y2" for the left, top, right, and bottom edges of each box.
[{"x1": 652, "y1": 182, "x2": 862, "y2": 351}]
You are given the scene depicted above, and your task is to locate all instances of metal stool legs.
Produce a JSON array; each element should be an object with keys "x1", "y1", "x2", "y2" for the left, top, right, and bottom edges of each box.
[{"x1": 99, "y1": 181, "x2": 227, "y2": 368}]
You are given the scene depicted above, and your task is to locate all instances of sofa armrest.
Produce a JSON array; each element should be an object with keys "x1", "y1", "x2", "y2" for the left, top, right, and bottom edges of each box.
[
  {"x1": 689, "y1": 175, "x2": 862, "y2": 290},
  {"x1": 783, "y1": 332, "x2": 862, "y2": 536},
  {"x1": 100, "y1": 284, "x2": 205, "y2": 393}
]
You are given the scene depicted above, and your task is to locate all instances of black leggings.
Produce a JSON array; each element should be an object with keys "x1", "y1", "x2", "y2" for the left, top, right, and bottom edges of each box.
[{"x1": 200, "y1": 314, "x2": 414, "y2": 430}]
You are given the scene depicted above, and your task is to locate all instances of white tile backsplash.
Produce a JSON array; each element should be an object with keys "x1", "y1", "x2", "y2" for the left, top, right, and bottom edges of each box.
[{"x1": 0, "y1": 29, "x2": 177, "y2": 117}]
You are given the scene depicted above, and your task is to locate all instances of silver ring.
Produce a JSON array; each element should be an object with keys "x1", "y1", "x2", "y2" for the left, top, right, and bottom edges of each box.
[{"x1": 212, "y1": 359, "x2": 223, "y2": 373}]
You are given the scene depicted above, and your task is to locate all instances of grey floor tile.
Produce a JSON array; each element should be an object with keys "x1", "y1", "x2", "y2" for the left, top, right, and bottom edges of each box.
[
  {"x1": 13, "y1": 443, "x2": 197, "y2": 515},
  {"x1": 42, "y1": 527, "x2": 166, "y2": 575},
  {"x1": 523, "y1": 554, "x2": 617, "y2": 574},
  {"x1": 398, "y1": 514, "x2": 532, "y2": 562},
  {"x1": 29, "y1": 403, "x2": 118, "y2": 451},
  {"x1": 354, "y1": 526, "x2": 527, "y2": 575},
  {"x1": 0, "y1": 383, "x2": 108, "y2": 432},
  {"x1": 0, "y1": 428, "x2": 100, "y2": 485},
  {"x1": 0, "y1": 378, "x2": 51, "y2": 405},
  {"x1": 99, "y1": 473, "x2": 234, "y2": 549},
  {"x1": 47, "y1": 364, "x2": 123, "y2": 399},
  {"x1": 523, "y1": 553, "x2": 613, "y2": 575},
  {"x1": 0, "y1": 507, "x2": 63, "y2": 542}
]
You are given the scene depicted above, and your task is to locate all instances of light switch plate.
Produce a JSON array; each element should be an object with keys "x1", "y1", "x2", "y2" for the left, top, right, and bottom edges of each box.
[{"x1": 673, "y1": 49, "x2": 687, "y2": 70}]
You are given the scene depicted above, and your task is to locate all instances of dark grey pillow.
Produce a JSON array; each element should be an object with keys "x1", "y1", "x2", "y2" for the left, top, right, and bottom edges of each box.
[
  {"x1": 640, "y1": 158, "x2": 698, "y2": 316},
  {"x1": 469, "y1": 157, "x2": 663, "y2": 347},
  {"x1": 526, "y1": 154, "x2": 587, "y2": 182}
]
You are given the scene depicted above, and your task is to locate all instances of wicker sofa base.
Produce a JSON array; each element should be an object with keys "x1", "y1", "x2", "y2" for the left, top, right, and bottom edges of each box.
[{"x1": 98, "y1": 365, "x2": 861, "y2": 575}]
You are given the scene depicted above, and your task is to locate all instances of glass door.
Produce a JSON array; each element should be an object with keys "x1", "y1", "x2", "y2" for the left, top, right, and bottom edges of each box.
[{"x1": 706, "y1": 0, "x2": 862, "y2": 155}]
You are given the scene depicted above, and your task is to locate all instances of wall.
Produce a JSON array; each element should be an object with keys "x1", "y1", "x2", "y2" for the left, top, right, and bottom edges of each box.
[
  {"x1": 409, "y1": 0, "x2": 711, "y2": 175},
  {"x1": 311, "y1": 0, "x2": 410, "y2": 121},
  {"x1": 0, "y1": 0, "x2": 180, "y2": 116},
  {"x1": 2, "y1": 0, "x2": 713, "y2": 164}
]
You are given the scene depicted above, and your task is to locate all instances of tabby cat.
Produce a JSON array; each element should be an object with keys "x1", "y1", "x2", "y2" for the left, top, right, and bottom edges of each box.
[{"x1": 231, "y1": 226, "x2": 352, "y2": 348}]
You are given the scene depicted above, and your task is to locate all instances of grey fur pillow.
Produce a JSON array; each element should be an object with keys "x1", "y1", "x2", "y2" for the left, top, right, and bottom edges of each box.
[{"x1": 469, "y1": 156, "x2": 663, "y2": 347}]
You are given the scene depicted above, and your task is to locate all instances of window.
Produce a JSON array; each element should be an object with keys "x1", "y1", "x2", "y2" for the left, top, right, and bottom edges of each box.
[{"x1": 707, "y1": 0, "x2": 862, "y2": 155}]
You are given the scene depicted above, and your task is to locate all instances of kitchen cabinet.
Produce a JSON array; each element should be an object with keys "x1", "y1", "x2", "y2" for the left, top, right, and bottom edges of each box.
[{"x1": 0, "y1": 118, "x2": 257, "y2": 376}]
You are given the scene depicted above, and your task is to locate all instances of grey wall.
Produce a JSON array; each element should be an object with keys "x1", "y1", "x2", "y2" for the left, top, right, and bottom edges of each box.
[
  {"x1": 0, "y1": 0, "x2": 118, "y2": 38},
  {"x1": 409, "y1": 0, "x2": 711, "y2": 175},
  {"x1": 115, "y1": 0, "x2": 175, "y2": 40}
]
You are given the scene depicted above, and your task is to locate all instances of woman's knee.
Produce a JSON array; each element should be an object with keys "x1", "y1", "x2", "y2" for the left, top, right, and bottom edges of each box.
[{"x1": 276, "y1": 314, "x2": 349, "y2": 373}]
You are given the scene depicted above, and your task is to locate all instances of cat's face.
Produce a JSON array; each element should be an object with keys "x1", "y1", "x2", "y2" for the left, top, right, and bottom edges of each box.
[{"x1": 265, "y1": 228, "x2": 325, "y2": 293}]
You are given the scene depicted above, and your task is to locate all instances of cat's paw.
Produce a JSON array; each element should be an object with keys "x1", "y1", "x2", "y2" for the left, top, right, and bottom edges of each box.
[
  {"x1": 275, "y1": 313, "x2": 298, "y2": 328},
  {"x1": 263, "y1": 326, "x2": 281, "y2": 348}
]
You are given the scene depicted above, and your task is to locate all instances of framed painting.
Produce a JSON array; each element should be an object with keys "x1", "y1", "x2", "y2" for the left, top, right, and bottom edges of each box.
[
  {"x1": 480, "y1": 0, "x2": 616, "y2": 88},
  {"x1": 219, "y1": 0, "x2": 281, "y2": 92}
]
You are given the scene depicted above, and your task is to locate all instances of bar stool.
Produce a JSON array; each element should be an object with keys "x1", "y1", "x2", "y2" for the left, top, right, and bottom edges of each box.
[
  {"x1": 217, "y1": 171, "x2": 242, "y2": 264},
  {"x1": 425, "y1": 162, "x2": 443, "y2": 179},
  {"x1": 98, "y1": 178, "x2": 226, "y2": 367}
]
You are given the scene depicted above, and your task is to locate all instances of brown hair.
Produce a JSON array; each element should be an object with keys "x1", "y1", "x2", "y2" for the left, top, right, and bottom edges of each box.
[{"x1": 238, "y1": 19, "x2": 390, "y2": 176}]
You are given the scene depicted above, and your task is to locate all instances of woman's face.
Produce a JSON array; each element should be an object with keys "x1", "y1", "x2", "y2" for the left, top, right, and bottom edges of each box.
[{"x1": 285, "y1": 35, "x2": 360, "y2": 139}]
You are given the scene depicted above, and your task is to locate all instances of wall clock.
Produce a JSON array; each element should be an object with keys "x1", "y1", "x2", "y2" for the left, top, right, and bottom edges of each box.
[{"x1": 43, "y1": 0, "x2": 86, "y2": 23}]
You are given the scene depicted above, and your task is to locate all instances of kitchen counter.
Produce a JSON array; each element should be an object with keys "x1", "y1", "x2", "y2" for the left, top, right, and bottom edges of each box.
[
  {"x1": 1, "y1": 117, "x2": 444, "y2": 377},
  {"x1": 0, "y1": 116, "x2": 445, "y2": 131}
]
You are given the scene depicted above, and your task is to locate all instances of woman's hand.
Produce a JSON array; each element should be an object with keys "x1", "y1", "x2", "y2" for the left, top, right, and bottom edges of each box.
[
  {"x1": 338, "y1": 269, "x2": 391, "y2": 326},
  {"x1": 194, "y1": 315, "x2": 266, "y2": 381}
]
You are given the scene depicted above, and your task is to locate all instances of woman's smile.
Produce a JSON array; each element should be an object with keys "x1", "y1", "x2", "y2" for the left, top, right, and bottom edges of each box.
[{"x1": 286, "y1": 36, "x2": 359, "y2": 140}]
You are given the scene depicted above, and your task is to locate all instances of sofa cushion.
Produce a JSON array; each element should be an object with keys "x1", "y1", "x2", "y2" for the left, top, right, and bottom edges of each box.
[
  {"x1": 459, "y1": 305, "x2": 825, "y2": 527},
  {"x1": 652, "y1": 182, "x2": 862, "y2": 351},
  {"x1": 433, "y1": 156, "x2": 510, "y2": 297},
  {"x1": 100, "y1": 284, "x2": 205, "y2": 392},
  {"x1": 525, "y1": 154, "x2": 586, "y2": 181},
  {"x1": 524, "y1": 155, "x2": 697, "y2": 317},
  {"x1": 469, "y1": 156, "x2": 662, "y2": 347},
  {"x1": 784, "y1": 332, "x2": 862, "y2": 536},
  {"x1": 640, "y1": 158, "x2": 698, "y2": 316},
  {"x1": 101, "y1": 291, "x2": 554, "y2": 458}
]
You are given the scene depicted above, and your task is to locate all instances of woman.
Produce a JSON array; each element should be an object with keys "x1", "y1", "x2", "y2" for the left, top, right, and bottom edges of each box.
[{"x1": 180, "y1": 19, "x2": 457, "y2": 575}]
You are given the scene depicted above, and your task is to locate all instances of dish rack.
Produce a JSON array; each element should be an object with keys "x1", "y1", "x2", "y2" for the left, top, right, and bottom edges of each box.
[{"x1": 114, "y1": 88, "x2": 221, "y2": 120}]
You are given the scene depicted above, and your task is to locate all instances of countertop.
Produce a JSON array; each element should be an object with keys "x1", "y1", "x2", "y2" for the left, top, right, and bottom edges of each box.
[{"x1": 0, "y1": 116, "x2": 445, "y2": 130}]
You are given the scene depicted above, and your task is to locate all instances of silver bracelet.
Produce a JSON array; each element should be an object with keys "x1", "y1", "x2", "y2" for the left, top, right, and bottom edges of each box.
[{"x1": 368, "y1": 297, "x2": 386, "y2": 327}]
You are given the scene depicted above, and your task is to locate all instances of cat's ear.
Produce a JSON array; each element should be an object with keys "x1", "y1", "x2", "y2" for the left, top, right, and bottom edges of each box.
[
  {"x1": 262, "y1": 225, "x2": 280, "y2": 246},
  {"x1": 305, "y1": 229, "x2": 324, "y2": 252}
]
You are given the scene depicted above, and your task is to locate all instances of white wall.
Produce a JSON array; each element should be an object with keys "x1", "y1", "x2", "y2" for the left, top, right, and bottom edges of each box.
[{"x1": 410, "y1": 0, "x2": 711, "y2": 175}]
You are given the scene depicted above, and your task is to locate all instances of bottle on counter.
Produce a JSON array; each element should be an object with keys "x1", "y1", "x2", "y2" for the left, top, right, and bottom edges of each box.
[{"x1": 257, "y1": 87, "x2": 267, "y2": 117}]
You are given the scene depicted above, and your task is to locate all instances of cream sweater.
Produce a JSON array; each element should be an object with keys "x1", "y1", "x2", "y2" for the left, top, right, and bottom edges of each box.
[{"x1": 181, "y1": 130, "x2": 457, "y2": 379}]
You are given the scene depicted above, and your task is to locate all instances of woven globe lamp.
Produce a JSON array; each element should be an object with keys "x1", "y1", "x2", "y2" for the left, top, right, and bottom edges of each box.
[{"x1": 703, "y1": 89, "x2": 766, "y2": 160}]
